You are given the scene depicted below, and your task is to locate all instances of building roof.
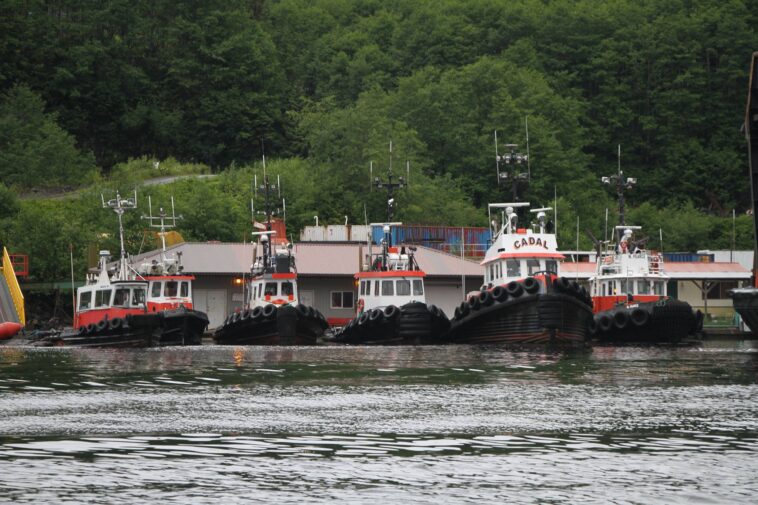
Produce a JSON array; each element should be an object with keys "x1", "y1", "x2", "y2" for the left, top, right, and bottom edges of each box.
[
  {"x1": 561, "y1": 261, "x2": 750, "y2": 280},
  {"x1": 130, "y1": 242, "x2": 483, "y2": 278}
]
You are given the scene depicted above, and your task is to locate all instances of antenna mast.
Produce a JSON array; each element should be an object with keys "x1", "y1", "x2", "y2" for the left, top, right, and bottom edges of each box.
[
  {"x1": 494, "y1": 139, "x2": 529, "y2": 201},
  {"x1": 601, "y1": 144, "x2": 636, "y2": 226},
  {"x1": 101, "y1": 190, "x2": 138, "y2": 281},
  {"x1": 142, "y1": 196, "x2": 182, "y2": 265}
]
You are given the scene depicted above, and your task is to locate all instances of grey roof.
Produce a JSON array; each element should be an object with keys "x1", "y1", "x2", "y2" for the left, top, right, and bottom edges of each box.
[{"x1": 129, "y1": 241, "x2": 483, "y2": 278}]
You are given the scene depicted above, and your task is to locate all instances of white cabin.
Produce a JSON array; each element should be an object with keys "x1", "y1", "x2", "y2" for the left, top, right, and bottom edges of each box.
[
  {"x1": 480, "y1": 203, "x2": 563, "y2": 288},
  {"x1": 355, "y1": 247, "x2": 426, "y2": 314}
]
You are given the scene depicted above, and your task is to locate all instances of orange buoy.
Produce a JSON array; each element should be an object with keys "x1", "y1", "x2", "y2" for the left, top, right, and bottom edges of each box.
[{"x1": 0, "y1": 322, "x2": 22, "y2": 340}]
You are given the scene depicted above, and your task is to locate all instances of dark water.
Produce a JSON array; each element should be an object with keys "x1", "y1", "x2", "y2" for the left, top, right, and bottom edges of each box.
[{"x1": 1, "y1": 342, "x2": 757, "y2": 504}]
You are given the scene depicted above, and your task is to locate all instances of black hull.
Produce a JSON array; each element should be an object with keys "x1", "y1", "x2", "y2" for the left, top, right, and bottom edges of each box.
[
  {"x1": 591, "y1": 298, "x2": 702, "y2": 344},
  {"x1": 447, "y1": 292, "x2": 592, "y2": 348},
  {"x1": 48, "y1": 313, "x2": 163, "y2": 348},
  {"x1": 731, "y1": 288, "x2": 758, "y2": 332},
  {"x1": 333, "y1": 302, "x2": 450, "y2": 345},
  {"x1": 157, "y1": 307, "x2": 209, "y2": 346},
  {"x1": 213, "y1": 304, "x2": 327, "y2": 345}
]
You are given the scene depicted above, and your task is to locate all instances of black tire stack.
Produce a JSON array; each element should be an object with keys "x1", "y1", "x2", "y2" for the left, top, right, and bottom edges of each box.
[{"x1": 589, "y1": 298, "x2": 701, "y2": 344}]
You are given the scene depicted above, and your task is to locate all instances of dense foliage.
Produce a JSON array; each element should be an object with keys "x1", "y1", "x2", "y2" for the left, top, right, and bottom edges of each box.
[{"x1": 1, "y1": 0, "x2": 757, "y2": 280}]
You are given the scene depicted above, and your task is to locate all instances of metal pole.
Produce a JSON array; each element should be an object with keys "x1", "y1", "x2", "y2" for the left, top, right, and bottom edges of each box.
[
  {"x1": 461, "y1": 227, "x2": 465, "y2": 300},
  {"x1": 69, "y1": 244, "x2": 76, "y2": 320}
]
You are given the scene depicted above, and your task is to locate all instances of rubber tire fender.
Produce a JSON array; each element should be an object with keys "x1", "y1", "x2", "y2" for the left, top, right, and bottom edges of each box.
[
  {"x1": 262, "y1": 304, "x2": 277, "y2": 319},
  {"x1": 491, "y1": 286, "x2": 508, "y2": 302},
  {"x1": 108, "y1": 317, "x2": 124, "y2": 330},
  {"x1": 588, "y1": 318, "x2": 598, "y2": 336},
  {"x1": 358, "y1": 311, "x2": 371, "y2": 326},
  {"x1": 296, "y1": 304, "x2": 310, "y2": 318},
  {"x1": 240, "y1": 309, "x2": 252, "y2": 321},
  {"x1": 232, "y1": 312, "x2": 242, "y2": 324},
  {"x1": 630, "y1": 308, "x2": 650, "y2": 327},
  {"x1": 506, "y1": 281, "x2": 524, "y2": 298},
  {"x1": 468, "y1": 296, "x2": 482, "y2": 311},
  {"x1": 95, "y1": 319, "x2": 109, "y2": 332},
  {"x1": 369, "y1": 308, "x2": 384, "y2": 324},
  {"x1": 250, "y1": 306, "x2": 264, "y2": 321},
  {"x1": 597, "y1": 314, "x2": 613, "y2": 333},
  {"x1": 553, "y1": 277, "x2": 571, "y2": 293},
  {"x1": 478, "y1": 290, "x2": 494, "y2": 307},
  {"x1": 523, "y1": 277, "x2": 540, "y2": 294},
  {"x1": 456, "y1": 302, "x2": 470, "y2": 319},
  {"x1": 613, "y1": 310, "x2": 630, "y2": 330},
  {"x1": 383, "y1": 305, "x2": 400, "y2": 321}
]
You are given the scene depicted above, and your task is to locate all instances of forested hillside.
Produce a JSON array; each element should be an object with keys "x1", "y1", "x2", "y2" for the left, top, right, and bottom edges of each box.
[{"x1": 1, "y1": 0, "x2": 757, "y2": 280}]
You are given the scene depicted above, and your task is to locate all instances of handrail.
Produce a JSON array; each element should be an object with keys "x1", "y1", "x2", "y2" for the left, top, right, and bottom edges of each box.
[{"x1": 2, "y1": 247, "x2": 25, "y2": 326}]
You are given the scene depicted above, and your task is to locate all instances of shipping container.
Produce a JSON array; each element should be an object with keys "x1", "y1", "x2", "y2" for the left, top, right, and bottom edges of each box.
[
  {"x1": 662, "y1": 252, "x2": 714, "y2": 263},
  {"x1": 326, "y1": 225, "x2": 349, "y2": 241},
  {"x1": 300, "y1": 226, "x2": 326, "y2": 242},
  {"x1": 370, "y1": 225, "x2": 491, "y2": 257},
  {"x1": 350, "y1": 225, "x2": 372, "y2": 243}
]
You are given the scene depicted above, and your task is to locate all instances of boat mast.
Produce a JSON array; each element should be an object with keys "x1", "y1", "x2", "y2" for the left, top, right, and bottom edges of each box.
[
  {"x1": 254, "y1": 156, "x2": 280, "y2": 273},
  {"x1": 601, "y1": 145, "x2": 636, "y2": 226},
  {"x1": 494, "y1": 133, "x2": 529, "y2": 202},
  {"x1": 372, "y1": 141, "x2": 406, "y2": 268},
  {"x1": 141, "y1": 196, "x2": 182, "y2": 266},
  {"x1": 101, "y1": 190, "x2": 137, "y2": 281}
]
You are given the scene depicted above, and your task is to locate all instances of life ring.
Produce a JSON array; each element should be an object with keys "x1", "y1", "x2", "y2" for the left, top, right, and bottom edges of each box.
[
  {"x1": 357, "y1": 298, "x2": 365, "y2": 315},
  {"x1": 603, "y1": 255, "x2": 613, "y2": 264}
]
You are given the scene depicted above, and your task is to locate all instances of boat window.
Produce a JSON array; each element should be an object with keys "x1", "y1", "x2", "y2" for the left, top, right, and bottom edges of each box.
[
  {"x1": 95, "y1": 289, "x2": 112, "y2": 307},
  {"x1": 79, "y1": 291, "x2": 92, "y2": 310},
  {"x1": 413, "y1": 279, "x2": 424, "y2": 295},
  {"x1": 132, "y1": 288, "x2": 145, "y2": 306},
  {"x1": 374, "y1": 280, "x2": 380, "y2": 296},
  {"x1": 113, "y1": 288, "x2": 130, "y2": 307},
  {"x1": 527, "y1": 259, "x2": 540, "y2": 275},
  {"x1": 360, "y1": 281, "x2": 365, "y2": 296},
  {"x1": 165, "y1": 281, "x2": 178, "y2": 297},
  {"x1": 180, "y1": 281, "x2": 189, "y2": 297},
  {"x1": 281, "y1": 282, "x2": 294, "y2": 296},
  {"x1": 396, "y1": 280, "x2": 411, "y2": 296},
  {"x1": 620, "y1": 279, "x2": 628, "y2": 294},
  {"x1": 265, "y1": 282, "x2": 278, "y2": 296},
  {"x1": 602, "y1": 283, "x2": 606, "y2": 296},
  {"x1": 489, "y1": 264, "x2": 495, "y2": 281},
  {"x1": 381, "y1": 280, "x2": 394, "y2": 296},
  {"x1": 638, "y1": 280, "x2": 650, "y2": 294},
  {"x1": 653, "y1": 281, "x2": 664, "y2": 295},
  {"x1": 546, "y1": 260, "x2": 558, "y2": 273},
  {"x1": 506, "y1": 260, "x2": 520, "y2": 277},
  {"x1": 151, "y1": 282, "x2": 162, "y2": 298}
]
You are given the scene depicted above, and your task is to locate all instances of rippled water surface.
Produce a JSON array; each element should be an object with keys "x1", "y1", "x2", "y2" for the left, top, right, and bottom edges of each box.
[{"x1": 1, "y1": 341, "x2": 757, "y2": 503}]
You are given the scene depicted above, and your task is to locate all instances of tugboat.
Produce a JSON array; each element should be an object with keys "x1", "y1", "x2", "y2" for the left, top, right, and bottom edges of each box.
[
  {"x1": 213, "y1": 173, "x2": 327, "y2": 345},
  {"x1": 50, "y1": 192, "x2": 164, "y2": 347},
  {"x1": 446, "y1": 142, "x2": 593, "y2": 347},
  {"x1": 588, "y1": 152, "x2": 702, "y2": 343},
  {"x1": 588, "y1": 227, "x2": 702, "y2": 343},
  {"x1": 333, "y1": 152, "x2": 449, "y2": 345},
  {"x1": 135, "y1": 197, "x2": 209, "y2": 345},
  {"x1": 729, "y1": 52, "x2": 758, "y2": 332},
  {"x1": 333, "y1": 225, "x2": 450, "y2": 345}
]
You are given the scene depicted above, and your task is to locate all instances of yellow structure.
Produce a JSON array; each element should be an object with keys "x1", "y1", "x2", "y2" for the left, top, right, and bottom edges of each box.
[{"x1": 1, "y1": 247, "x2": 25, "y2": 326}]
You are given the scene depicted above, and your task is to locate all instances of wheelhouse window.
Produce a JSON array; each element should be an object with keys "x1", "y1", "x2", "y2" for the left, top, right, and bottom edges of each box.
[
  {"x1": 653, "y1": 281, "x2": 664, "y2": 295},
  {"x1": 113, "y1": 288, "x2": 130, "y2": 307},
  {"x1": 381, "y1": 280, "x2": 394, "y2": 296},
  {"x1": 331, "y1": 291, "x2": 354, "y2": 309},
  {"x1": 546, "y1": 260, "x2": 558, "y2": 273},
  {"x1": 527, "y1": 259, "x2": 540, "y2": 276},
  {"x1": 164, "y1": 281, "x2": 178, "y2": 297},
  {"x1": 180, "y1": 282, "x2": 189, "y2": 297},
  {"x1": 281, "y1": 282, "x2": 294, "y2": 296},
  {"x1": 374, "y1": 280, "x2": 380, "y2": 296},
  {"x1": 620, "y1": 279, "x2": 628, "y2": 294},
  {"x1": 95, "y1": 289, "x2": 112, "y2": 307},
  {"x1": 360, "y1": 281, "x2": 366, "y2": 296},
  {"x1": 637, "y1": 280, "x2": 650, "y2": 294},
  {"x1": 132, "y1": 288, "x2": 145, "y2": 306},
  {"x1": 79, "y1": 291, "x2": 92, "y2": 310},
  {"x1": 506, "y1": 260, "x2": 520, "y2": 277},
  {"x1": 396, "y1": 280, "x2": 411, "y2": 296},
  {"x1": 413, "y1": 279, "x2": 424, "y2": 295},
  {"x1": 151, "y1": 282, "x2": 162, "y2": 298},
  {"x1": 264, "y1": 283, "x2": 277, "y2": 296}
]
